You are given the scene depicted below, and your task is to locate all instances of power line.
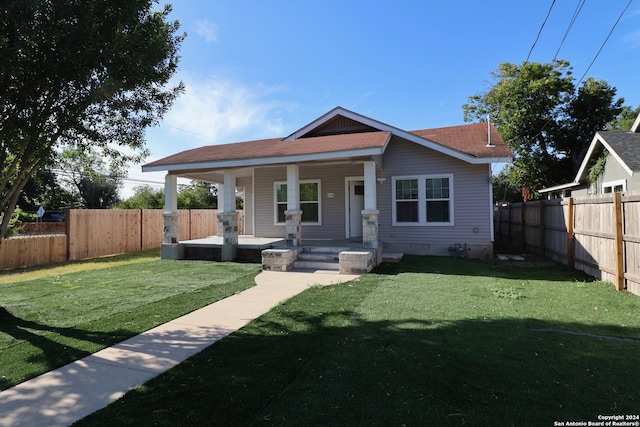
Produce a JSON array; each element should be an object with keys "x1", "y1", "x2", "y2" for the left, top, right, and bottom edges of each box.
[
  {"x1": 553, "y1": 0, "x2": 586, "y2": 60},
  {"x1": 526, "y1": 0, "x2": 556, "y2": 63},
  {"x1": 576, "y1": 0, "x2": 633, "y2": 85}
]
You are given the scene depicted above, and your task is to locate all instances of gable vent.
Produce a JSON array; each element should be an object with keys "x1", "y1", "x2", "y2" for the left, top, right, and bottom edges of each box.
[{"x1": 300, "y1": 115, "x2": 378, "y2": 138}]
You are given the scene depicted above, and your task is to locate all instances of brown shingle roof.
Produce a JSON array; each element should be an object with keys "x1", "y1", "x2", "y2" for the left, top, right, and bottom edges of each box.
[
  {"x1": 410, "y1": 122, "x2": 512, "y2": 158},
  {"x1": 143, "y1": 119, "x2": 513, "y2": 171},
  {"x1": 144, "y1": 131, "x2": 391, "y2": 168}
]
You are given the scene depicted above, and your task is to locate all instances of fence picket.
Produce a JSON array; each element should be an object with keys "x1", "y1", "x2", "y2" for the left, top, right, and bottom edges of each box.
[{"x1": 1, "y1": 209, "x2": 244, "y2": 270}]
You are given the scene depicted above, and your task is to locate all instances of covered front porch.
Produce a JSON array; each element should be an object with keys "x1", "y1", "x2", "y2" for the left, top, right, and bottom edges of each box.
[
  {"x1": 172, "y1": 235, "x2": 386, "y2": 274},
  {"x1": 158, "y1": 158, "x2": 383, "y2": 272}
]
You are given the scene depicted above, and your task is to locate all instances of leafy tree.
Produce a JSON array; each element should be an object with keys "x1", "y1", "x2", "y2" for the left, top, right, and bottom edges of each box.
[
  {"x1": 116, "y1": 185, "x2": 164, "y2": 209},
  {"x1": 0, "y1": 0, "x2": 184, "y2": 241},
  {"x1": 177, "y1": 181, "x2": 218, "y2": 209},
  {"x1": 56, "y1": 147, "x2": 125, "y2": 208},
  {"x1": 608, "y1": 105, "x2": 640, "y2": 130},
  {"x1": 463, "y1": 60, "x2": 624, "y2": 194},
  {"x1": 492, "y1": 166, "x2": 523, "y2": 203},
  {"x1": 117, "y1": 180, "x2": 244, "y2": 210},
  {"x1": 18, "y1": 168, "x2": 75, "y2": 211}
]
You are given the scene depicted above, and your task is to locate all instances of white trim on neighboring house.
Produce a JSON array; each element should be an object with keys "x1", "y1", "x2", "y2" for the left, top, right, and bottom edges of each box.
[
  {"x1": 284, "y1": 106, "x2": 508, "y2": 165},
  {"x1": 602, "y1": 179, "x2": 626, "y2": 193},
  {"x1": 274, "y1": 179, "x2": 322, "y2": 226},
  {"x1": 575, "y1": 133, "x2": 634, "y2": 181},
  {"x1": 391, "y1": 174, "x2": 455, "y2": 226},
  {"x1": 632, "y1": 114, "x2": 640, "y2": 133}
]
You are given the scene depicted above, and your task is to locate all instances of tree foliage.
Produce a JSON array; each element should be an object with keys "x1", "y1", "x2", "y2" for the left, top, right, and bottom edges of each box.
[
  {"x1": 57, "y1": 147, "x2": 125, "y2": 209},
  {"x1": 117, "y1": 185, "x2": 165, "y2": 209},
  {"x1": 177, "y1": 181, "x2": 218, "y2": 209},
  {"x1": 0, "y1": 0, "x2": 184, "y2": 241},
  {"x1": 608, "y1": 105, "x2": 640, "y2": 131},
  {"x1": 464, "y1": 60, "x2": 624, "y2": 194},
  {"x1": 117, "y1": 181, "x2": 245, "y2": 210}
]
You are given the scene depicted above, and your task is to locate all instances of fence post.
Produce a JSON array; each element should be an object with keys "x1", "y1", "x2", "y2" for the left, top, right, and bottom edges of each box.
[
  {"x1": 566, "y1": 198, "x2": 574, "y2": 268},
  {"x1": 65, "y1": 208, "x2": 71, "y2": 262},
  {"x1": 613, "y1": 192, "x2": 625, "y2": 291},
  {"x1": 508, "y1": 204, "x2": 512, "y2": 244},
  {"x1": 521, "y1": 202, "x2": 526, "y2": 249},
  {"x1": 539, "y1": 201, "x2": 545, "y2": 257}
]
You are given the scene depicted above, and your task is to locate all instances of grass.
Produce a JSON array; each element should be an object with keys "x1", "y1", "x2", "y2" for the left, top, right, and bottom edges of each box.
[
  {"x1": 0, "y1": 249, "x2": 261, "y2": 390},
  {"x1": 72, "y1": 255, "x2": 640, "y2": 427}
]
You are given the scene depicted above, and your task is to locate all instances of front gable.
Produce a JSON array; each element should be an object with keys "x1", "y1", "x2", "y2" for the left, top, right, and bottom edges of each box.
[{"x1": 284, "y1": 107, "x2": 511, "y2": 164}]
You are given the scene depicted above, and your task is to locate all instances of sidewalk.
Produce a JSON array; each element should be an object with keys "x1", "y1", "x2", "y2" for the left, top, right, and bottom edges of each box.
[{"x1": 0, "y1": 270, "x2": 360, "y2": 427}]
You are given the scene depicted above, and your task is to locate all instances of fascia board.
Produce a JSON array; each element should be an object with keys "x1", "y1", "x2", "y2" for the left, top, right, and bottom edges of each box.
[
  {"x1": 632, "y1": 113, "x2": 640, "y2": 132},
  {"x1": 539, "y1": 181, "x2": 582, "y2": 193},
  {"x1": 575, "y1": 133, "x2": 633, "y2": 181},
  {"x1": 142, "y1": 146, "x2": 386, "y2": 173}
]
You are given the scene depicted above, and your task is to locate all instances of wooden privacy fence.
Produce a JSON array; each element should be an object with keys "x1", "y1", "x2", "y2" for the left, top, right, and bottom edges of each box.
[
  {"x1": 0, "y1": 209, "x2": 244, "y2": 270},
  {"x1": 495, "y1": 193, "x2": 640, "y2": 295}
]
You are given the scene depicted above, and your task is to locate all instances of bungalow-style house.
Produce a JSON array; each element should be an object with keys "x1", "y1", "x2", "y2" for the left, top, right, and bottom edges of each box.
[
  {"x1": 540, "y1": 114, "x2": 640, "y2": 199},
  {"x1": 143, "y1": 107, "x2": 512, "y2": 273}
]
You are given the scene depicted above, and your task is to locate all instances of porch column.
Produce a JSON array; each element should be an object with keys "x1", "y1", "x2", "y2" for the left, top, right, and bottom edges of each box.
[
  {"x1": 216, "y1": 170, "x2": 238, "y2": 261},
  {"x1": 161, "y1": 174, "x2": 182, "y2": 260},
  {"x1": 285, "y1": 164, "x2": 302, "y2": 247},
  {"x1": 216, "y1": 183, "x2": 224, "y2": 237},
  {"x1": 362, "y1": 161, "x2": 379, "y2": 249}
]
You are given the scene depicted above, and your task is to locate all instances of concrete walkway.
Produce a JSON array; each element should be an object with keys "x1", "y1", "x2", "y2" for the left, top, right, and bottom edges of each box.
[{"x1": 0, "y1": 271, "x2": 360, "y2": 427}]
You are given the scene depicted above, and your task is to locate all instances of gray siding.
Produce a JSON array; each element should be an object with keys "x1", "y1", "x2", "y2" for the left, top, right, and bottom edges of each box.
[
  {"x1": 601, "y1": 154, "x2": 640, "y2": 192},
  {"x1": 378, "y1": 137, "x2": 492, "y2": 247},
  {"x1": 254, "y1": 164, "x2": 365, "y2": 239},
  {"x1": 253, "y1": 136, "x2": 493, "y2": 249}
]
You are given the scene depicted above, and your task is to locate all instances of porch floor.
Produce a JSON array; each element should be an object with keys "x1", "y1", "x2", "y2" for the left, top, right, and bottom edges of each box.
[{"x1": 180, "y1": 236, "x2": 367, "y2": 250}]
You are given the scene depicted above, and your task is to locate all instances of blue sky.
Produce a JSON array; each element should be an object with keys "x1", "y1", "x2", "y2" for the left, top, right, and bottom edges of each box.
[{"x1": 129, "y1": 0, "x2": 640, "y2": 196}]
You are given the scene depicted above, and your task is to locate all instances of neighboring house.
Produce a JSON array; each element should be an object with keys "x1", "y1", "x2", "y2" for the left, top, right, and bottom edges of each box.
[
  {"x1": 540, "y1": 114, "x2": 640, "y2": 199},
  {"x1": 143, "y1": 107, "x2": 512, "y2": 271}
]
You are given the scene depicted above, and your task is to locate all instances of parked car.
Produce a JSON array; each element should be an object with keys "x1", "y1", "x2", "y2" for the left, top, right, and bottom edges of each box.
[{"x1": 41, "y1": 211, "x2": 65, "y2": 222}]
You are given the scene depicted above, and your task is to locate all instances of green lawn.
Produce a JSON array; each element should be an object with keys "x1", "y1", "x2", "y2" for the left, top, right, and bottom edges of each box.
[
  {"x1": 72, "y1": 255, "x2": 640, "y2": 427},
  {"x1": 0, "y1": 249, "x2": 261, "y2": 390}
]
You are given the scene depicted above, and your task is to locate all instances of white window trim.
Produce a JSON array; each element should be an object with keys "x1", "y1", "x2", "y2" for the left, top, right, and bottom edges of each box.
[
  {"x1": 274, "y1": 179, "x2": 322, "y2": 226},
  {"x1": 392, "y1": 174, "x2": 454, "y2": 226},
  {"x1": 602, "y1": 179, "x2": 626, "y2": 194}
]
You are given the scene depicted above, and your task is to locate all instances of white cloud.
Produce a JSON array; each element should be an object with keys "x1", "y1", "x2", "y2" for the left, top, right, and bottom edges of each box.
[
  {"x1": 160, "y1": 76, "x2": 289, "y2": 147},
  {"x1": 194, "y1": 19, "x2": 218, "y2": 42}
]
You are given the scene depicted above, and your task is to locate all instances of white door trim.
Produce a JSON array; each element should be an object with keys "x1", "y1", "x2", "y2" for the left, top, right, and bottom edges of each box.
[{"x1": 344, "y1": 176, "x2": 365, "y2": 239}]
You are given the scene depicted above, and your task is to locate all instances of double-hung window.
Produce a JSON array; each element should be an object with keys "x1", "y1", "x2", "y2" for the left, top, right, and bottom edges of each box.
[
  {"x1": 392, "y1": 174, "x2": 453, "y2": 226},
  {"x1": 275, "y1": 180, "x2": 321, "y2": 225}
]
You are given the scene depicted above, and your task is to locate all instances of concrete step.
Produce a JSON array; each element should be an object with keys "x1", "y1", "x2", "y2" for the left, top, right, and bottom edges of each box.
[
  {"x1": 297, "y1": 252, "x2": 340, "y2": 262},
  {"x1": 293, "y1": 260, "x2": 340, "y2": 271},
  {"x1": 302, "y1": 246, "x2": 346, "y2": 254}
]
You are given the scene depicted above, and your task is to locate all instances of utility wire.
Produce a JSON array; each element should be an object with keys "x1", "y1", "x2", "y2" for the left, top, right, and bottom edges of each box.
[
  {"x1": 553, "y1": 0, "x2": 586, "y2": 60},
  {"x1": 526, "y1": 0, "x2": 556, "y2": 63},
  {"x1": 576, "y1": 0, "x2": 633, "y2": 85}
]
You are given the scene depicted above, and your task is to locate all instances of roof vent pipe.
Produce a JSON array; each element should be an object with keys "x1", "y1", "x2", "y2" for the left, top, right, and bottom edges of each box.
[{"x1": 486, "y1": 114, "x2": 494, "y2": 147}]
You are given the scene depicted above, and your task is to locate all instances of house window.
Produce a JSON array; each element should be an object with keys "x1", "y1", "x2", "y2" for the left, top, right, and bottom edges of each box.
[
  {"x1": 426, "y1": 177, "x2": 450, "y2": 223},
  {"x1": 275, "y1": 180, "x2": 321, "y2": 225},
  {"x1": 392, "y1": 174, "x2": 454, "y2": 226},
  {"x1": 603, "y1": 179, "x2": 626, "y2": 194},
  {"x1": 395, "y1": 179, "x2": 419, "y2": 222}
]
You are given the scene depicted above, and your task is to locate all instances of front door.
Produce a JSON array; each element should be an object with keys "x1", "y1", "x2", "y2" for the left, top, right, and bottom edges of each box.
[{"x1": 348, "y1": 180, "x2": 365, "y2": 238}]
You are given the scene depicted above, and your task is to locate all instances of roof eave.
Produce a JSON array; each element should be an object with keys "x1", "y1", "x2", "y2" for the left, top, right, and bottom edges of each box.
[
  {"x1": 539, "y1": 181, "x2": 583, "y2": 193},
  {"x1": 142, "y1": 146, "x2": 386, "y2": 173},
  {"x1": 574, "y1": 132, "x2": 633, "y2": 181}
]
